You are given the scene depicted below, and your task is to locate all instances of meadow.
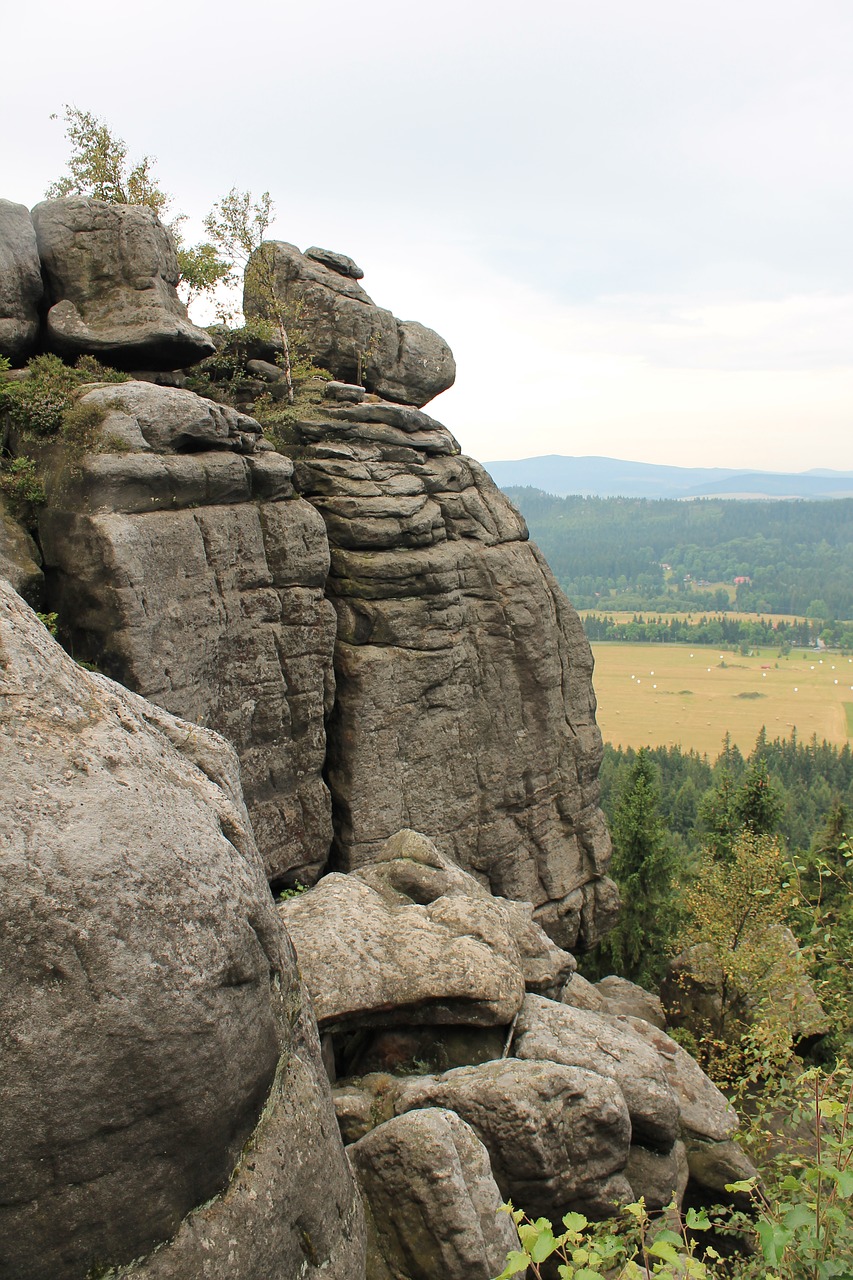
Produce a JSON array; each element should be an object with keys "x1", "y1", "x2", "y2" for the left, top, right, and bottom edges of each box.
[{"x1": 590, "y1": 641, "x2": 853, "y2": 755}]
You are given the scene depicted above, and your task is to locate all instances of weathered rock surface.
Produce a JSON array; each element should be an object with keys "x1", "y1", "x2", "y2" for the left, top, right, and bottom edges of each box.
[
  {"x1": 243, "y1": 240, "x2": 455, "y2": 407},
  {"x1": 280, "y1": 401, "x2": 615, "y2": 947},
  {"x1": 605, "y1": 1015, "x2": 737, "y2": 1143},
  {"x1": 0, "y1": 580, "x2": 363, "y2": 1280},
  {"x1": 513, "y1": 995, "x2": 680, "y2": 1150},
  {"x1": 626, "y1": 1141, "x2": 689, "y2": 1210},
  {"x1": 278, "y1": 872, "x2": 525, "y2": 1029},
  {"x1": 78, "y1": 379, "x2": 264, "y2": 453},
  {"x1": 31, "y1": 198, "x2": 214, "y2": 369},
  {"x1": 682, "y1": 1136, "x2": 758, "y2": 1203},
  {"x1": 353, "y1": 829, "x2": 575, "y2": 997},
  {"x1": 560, "y1": 971, "x2": 608, "y2": 1012},
  {"x1": 0, "y1": 495, "x2": 43, "y2": 604},
  {"x1": 35, "y1": 381, "x2": 337, "y2": 883},
  {"x1": 394, "y1": 1059, "x2": 634, "y2": 1219},
  {"x1": 125, "y1": 1000, "x2": 366, "y2": 1280},
  {"x1": 0, "y1": 199, "x2": 43, "y2": 364},
  {"x1": 595, "y1": 975, "x2": 667, "y2": 1028},
  {"x1": 349, "y1": 1108, "x2": 518, "y2": 1280}
]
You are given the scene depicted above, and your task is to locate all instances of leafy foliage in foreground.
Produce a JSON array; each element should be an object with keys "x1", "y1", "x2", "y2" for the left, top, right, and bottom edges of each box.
[
  {"x1": 496, "y1": 1062, "x2": 853, "y2": 1279},
  {"x1": 495, "y1": 1199, "x2": 721, "y2": 1279}
]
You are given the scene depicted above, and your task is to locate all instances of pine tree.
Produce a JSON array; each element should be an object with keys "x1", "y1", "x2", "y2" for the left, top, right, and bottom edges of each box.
[{"x1": 595, "y1": 748, "x2": 677, "y2": 986}]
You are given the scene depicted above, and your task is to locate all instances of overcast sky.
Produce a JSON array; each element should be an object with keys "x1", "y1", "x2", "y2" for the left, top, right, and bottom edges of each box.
[{"x1": 5, "y1": 0, "x2": 853, "y2": 471}]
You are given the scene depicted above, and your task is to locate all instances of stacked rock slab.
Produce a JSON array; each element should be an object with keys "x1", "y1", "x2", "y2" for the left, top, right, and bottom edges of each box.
[
  {"x1": 0, "y1": 580, "x2": 364, "y2": 1280},
  {"x1": 35, "y1": 381, "x2": 337, "y2": 883},
  {"x1": 30, "y1": 198, "x2": 215, "y2": 369},
  {"x1": 243, "y1": 242, "x2": 456, "y2": 407},
  {"x1": 279, "y1": 396, "x2": 616, "y2": 947}
]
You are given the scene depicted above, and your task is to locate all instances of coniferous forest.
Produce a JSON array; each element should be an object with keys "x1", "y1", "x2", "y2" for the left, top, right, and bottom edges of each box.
[{"x1": 504, "y1": 487, "x2": 853, "y2": 622}]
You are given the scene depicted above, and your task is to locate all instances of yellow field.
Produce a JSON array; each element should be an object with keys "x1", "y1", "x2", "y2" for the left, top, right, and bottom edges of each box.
[{"x1": 590, "y1": 642, "x2": 853, "y2": 756}]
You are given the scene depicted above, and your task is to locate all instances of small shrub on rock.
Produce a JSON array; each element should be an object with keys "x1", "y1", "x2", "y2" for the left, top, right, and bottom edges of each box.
[
  {"x1": 0, "y1": 456, "x2": 45, "y2": 518},
  {"x1": 0, "y1": 354, "x2": 127, "y2": 442}
]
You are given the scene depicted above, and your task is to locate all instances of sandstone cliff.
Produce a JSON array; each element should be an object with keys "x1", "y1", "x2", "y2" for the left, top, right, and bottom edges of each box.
[
  {"x1": 1, "y1": 198, "x2": 616, "y2": 944},
  {"x1": 0, "y1": 197, "x2": 754, "y2": 1280}
]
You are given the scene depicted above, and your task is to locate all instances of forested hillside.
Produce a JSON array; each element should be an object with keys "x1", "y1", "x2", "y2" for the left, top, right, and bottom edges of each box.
[
  {"x1": 599, "y1": 731, "x2": 853, "y2": 860},
  {"x1": 505, "y1": 487, "x2": 853, "y2": 619}
]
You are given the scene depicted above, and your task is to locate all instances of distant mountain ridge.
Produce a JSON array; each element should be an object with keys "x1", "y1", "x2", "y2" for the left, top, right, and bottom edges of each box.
[{"x1": 484, "y1": 454, "x2": 853, "y2": 500}]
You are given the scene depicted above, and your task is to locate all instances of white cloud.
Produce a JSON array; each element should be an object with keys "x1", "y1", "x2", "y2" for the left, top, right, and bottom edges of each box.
[{"x1": 3, "y1": 0, "x2": 852, "y2": 472}]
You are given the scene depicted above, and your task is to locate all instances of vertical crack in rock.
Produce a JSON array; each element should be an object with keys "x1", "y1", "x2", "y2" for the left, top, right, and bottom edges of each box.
[{"x1": 279, "y1": 398, "x2": 615, "y2": 948}]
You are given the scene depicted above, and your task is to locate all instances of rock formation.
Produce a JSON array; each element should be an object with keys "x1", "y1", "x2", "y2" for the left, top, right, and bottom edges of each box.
[
  {"x1": 0, "y1": 200, "x2": 42, "y2": 365},
  {"x1": 34, "y1": 379, "x2": 337, "y2": 884},
  {"x1": 277, "y1": 391, "x2": 616, "y2": 947},
  {"x1": 0, "y1": 580, "x2": 364, "y2": 1280},
  {"x1": 30, "y1": 198, "x2": 215, "y2": 369},
  {"x1": 0, "y1": 494, "x2": 43, "y2": 604},
  {"x1": 0, "y1": 198, "x2": 758, "y2": 1280},
  {"x1": 243, "y1": 241, "x2": 456, "y2": 407},
  {"x1": 349, "y1": 1108, "x2": 519, "y2": 1280},
  {"x1": 0, "y1": 198, "x2": 616, "y2": 938}
]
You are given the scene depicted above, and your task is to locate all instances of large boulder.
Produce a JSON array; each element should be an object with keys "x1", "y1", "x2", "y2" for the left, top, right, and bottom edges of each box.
[
  {"x1": 0, "y1": 579, "x2": 364, "y2": 1280},
  {"x1": 0, "y1": 199, "x2": 43, "y2": 365},
  {"x1": 243, "y1": 241, "x2": 455, "y2": 407},
  {"x1": 513, "y1": 994, "x2": 680, "y2": 1150},
  {"x1": 280, "y1": 398, "x2": 616, "y2": 947},
  {"x1": 393, "y1": 1059, "x2": 633, "y2": 1220},
  {"x1": 125, "y1": 1000, "x2": 367, "y2": 1280},
  {"x1": 277, "y1": 871, "x2": 526, "y2": 1030},
  {"x1": 595, "y1": 976, "x2": 667, "y2": 1028},
  {"x1": 34, "y1": 380, "x2": 337, "y2": 884},
  {"x1": 353, "y1": 829, "x2": 576, "y2": 998},
  {"x1": 348, "y1": 1108, "x2": 519, "y2": 1280},
  {"x1": 30, "y1": 198, "x2": 214, "y2": 370},
  {"x1": 602, "y1": 1015, "x2": 738, "y2": 1144}
]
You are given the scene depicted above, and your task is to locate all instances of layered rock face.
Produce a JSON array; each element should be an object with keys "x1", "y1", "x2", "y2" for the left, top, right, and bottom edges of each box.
[
  {"x1": 30, "y1": 198, "x2": 215, "y2": 369},
  {"x1": 0, "y1": 580, "x2": 364, "y2": 1280},
  {"x1": 0, "y1": 199, "x2": 43, "y2": 364},
  {"x1": 0, "y1": 201, "x2": 762, "y2": 1280},
  {"x1": 243, "y1": 242, "x2": 456, "y2": 407},
  {"x1": 282, "y1": 829, "x2": 751, "y2": 1280},
  {"x1": 35, "y1": 381, "x2": 337, "y2": 883},
  {"x1": 280, "y1": 397, "x2": 615, "y2": 947}
]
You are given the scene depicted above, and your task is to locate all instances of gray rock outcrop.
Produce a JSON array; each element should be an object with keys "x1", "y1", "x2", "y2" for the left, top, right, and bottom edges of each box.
[
  {"x1": 0, "y1": 199, "x2": 43, "y2": 365},
  {"x1": 603, "y1": 1015, "x2": 738, "y2": 1144},
  {"x1": 513, "y1": 995, "x2": 680, "y2": 1150},
  {"x1": 280, "y1": 399, "x2": 616, "y2": 947},
  {"x1": 243, "y1": 241, "x2": 455, "y2": 407},
  {"x1": 0, "y1": 579, "x2": 364, "y2": 1280},
  {"x1": 34, "y1": 380, "x2": 337, "y2": 884},
  {"x1": 278, "y1": 872, "x2": 526, "y2": 1030},
  {"x1": 30, "y1": 198, "x2": 214, "y2": 369},
  {"x1": 394, "y1": 1059, "x2": 634, "y2": 1220},
  {"x1": 352, "y1": 829, "x2": 576, "y2": 998},
  {"x1": 594, "y1": 975, "x2": 667, "y2": 1028},
  {"x1": 0, "y1": 495, "x2": 43, "y2": 604},
  {"x1": 348, "y1": 1108, "x2": 519, "y2": 1280}
]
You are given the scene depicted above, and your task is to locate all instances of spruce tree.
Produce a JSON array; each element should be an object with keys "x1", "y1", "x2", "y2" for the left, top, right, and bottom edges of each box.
[{"x1": 596, "y1": 748, "x2": 677, "y2": 987}]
